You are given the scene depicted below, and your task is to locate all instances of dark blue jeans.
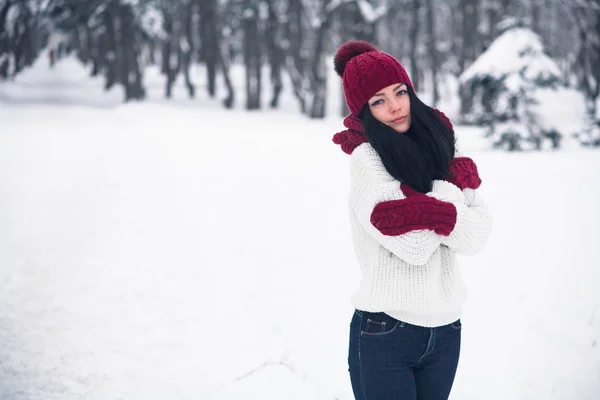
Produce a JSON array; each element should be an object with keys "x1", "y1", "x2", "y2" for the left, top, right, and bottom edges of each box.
[{"x1": 348, "y1": 310, "x2": 461, "y2": 400}]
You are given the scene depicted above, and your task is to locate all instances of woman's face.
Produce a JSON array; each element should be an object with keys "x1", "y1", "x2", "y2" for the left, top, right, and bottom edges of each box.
[{"x1": 367, "y1": 83, "x2": 411, "y2": 133}]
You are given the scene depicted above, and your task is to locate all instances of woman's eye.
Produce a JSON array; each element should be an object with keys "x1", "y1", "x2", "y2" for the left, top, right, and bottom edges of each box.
[
  {"x1": 371, "y1": 99, "x2": 383, "y2": 106},
  {"x1": 396, "y1": 90, "x2": 407, "y2": 96}
]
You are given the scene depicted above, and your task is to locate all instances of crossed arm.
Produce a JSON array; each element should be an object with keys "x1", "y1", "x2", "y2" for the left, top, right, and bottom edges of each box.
[{"x1": 350, "y1": 145, "x2": 493, "y2": 265}]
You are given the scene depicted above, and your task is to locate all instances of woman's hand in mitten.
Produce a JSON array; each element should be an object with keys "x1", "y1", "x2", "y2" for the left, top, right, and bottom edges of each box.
[
  {"x1": 445, "y1": 157, "x2": 481, "y2": 190},
  {"x1": 370, "y1": 184, "x2": 457, "y2": 237}
]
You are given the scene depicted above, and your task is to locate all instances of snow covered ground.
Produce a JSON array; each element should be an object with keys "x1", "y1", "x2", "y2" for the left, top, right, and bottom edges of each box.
[{"x1": 0, "y1": 53, "x2": 599, "y2": 400}]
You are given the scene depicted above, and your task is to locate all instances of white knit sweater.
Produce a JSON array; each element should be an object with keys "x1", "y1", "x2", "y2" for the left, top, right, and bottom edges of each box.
[{"x1": 348, "y1": 143, "x2": 493, "y2": 327}]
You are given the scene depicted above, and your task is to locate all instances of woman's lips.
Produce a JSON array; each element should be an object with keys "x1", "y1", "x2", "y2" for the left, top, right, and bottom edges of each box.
[{"x1": 391, "y1": 116, "x2": 406, "y2": 123}]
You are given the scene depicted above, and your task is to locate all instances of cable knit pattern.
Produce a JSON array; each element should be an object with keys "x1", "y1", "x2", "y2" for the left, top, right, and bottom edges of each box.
[
  {"x1": 447, "y1": 157, "x2": 482, "y2": 190},
  {"x1": 371, "y1": 195, "x2": 457, "y2": 236},
  {"x1": 348, "y1": 143, "x2": 493, "y2": 327},
  {"x1": 332, "y1": 114, "x2": 368, "y2": 155}
]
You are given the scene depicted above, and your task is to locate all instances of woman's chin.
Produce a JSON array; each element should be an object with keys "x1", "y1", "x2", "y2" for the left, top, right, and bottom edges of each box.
[{"x1": 391, "y1": 124, "x2": 410, "y2": 133}]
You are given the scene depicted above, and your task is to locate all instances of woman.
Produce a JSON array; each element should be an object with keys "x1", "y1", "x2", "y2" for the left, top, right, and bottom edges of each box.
[{"x1": 333, "y1": 41, "x2": 493, "y2": 399}]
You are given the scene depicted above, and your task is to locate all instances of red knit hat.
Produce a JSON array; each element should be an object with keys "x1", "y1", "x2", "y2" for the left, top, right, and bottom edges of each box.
[
  {"x1": 334, "y1": 40, "x2": 414, "y2": 116},
  {"x1": 332, "y1": 40, "x2": 454, "y2": 155}
]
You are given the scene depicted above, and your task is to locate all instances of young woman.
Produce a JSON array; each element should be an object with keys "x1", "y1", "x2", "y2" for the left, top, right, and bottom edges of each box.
[{"x1": 332, "y1": 40, "x2": 493, "y2": 400}]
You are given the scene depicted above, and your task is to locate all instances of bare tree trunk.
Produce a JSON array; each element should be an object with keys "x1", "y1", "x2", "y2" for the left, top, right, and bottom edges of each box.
[
  {"x1": 309, "y1": 0, "x2": 337, "y2": 119},
  {"x1": 181, "y1": 3, "x2": 195, "y2": 98},
  {"x1": 104, "y1": 4, "x2": 118, "y2": 91},
  {"x1": 409, "y1": 0, "x2": 421, "y2": 89},
  {"x1": 0, "y1": 0, "x2": 12, "y2": 78},
  {"x1": 338, "y1": 3, "x2": 353, "y2": 116},
  {"x1": 20, "y1": 7, "x2": 36, "y2": 70},
  {"x1": 458, "y1": 0, "x2": 480, "y2": 117},
  {"x1": 11, "y1": 3, "x2": 34, "y2": 76},
  {"x1": 90, "y1": 26, "x2": 103, "y2": 77},
  {"x1": 483, "y1": 0, "x2": 502, "y2": 49},
  {"x1": 162, "y1": 10, "x2": 180, "y2": 99},
  {"x1": 0, "y1": 1, "x2": 12, "y2": 42},
  {"x1": 302, "y1": 0, "x2": 350, "y2": 118},
  {"x1": 573, "y1": 1, "x2": 600, "y2": 123},
  {"x1": 199, "y1": 0, "x2": 218, "y2": 98},
  {"x1": 458, "y1": 0, "x2": 480, "y2": 73},
  {"x1": 425, "y1": 0, "x2": 440, "y2": 106},
  {"x1": 243, "y1": 0, "x2": 261, "y2": 110},
  {"x1": 283, "y1": 0, "x2": 306, "y2": 114},
  {"x1": 147, "y1": 40, "x2": 156, "y2": 65},
  {"x1": 264, "y1": 0, "x2": 284, "y2": 108},
  {"x1": 119, "y1": 3, "x2": 145, "y2": 101},
  {"x1": 74, "y1": 24, "x2": 88, "y2": 64},
  {"x1": 90, "y1": 31, "x2": 102, "y2": 77},
  {"x1": 531, "y1": 0, "x2": 542, "y2": 35},
  {"x1": 501, "y1": 0, "x2": 517, "y2": 17},
  {"x1": 308, "y1": 24, "x2": 328, "y2": 118},
  {"x1": 217, "y1": 34, "x2": 235, "y2": 109}
]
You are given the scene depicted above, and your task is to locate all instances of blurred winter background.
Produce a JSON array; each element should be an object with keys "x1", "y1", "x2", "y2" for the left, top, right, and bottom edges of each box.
[{"x1": 0, "y1": 0, "x2": 599, "y2": 399}]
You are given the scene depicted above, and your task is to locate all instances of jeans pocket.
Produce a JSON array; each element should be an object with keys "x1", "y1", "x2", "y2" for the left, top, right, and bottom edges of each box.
[
  {"x1": 360, "y1": 312, "x2": 403, "y2": 337},
  {"x1": 450, "y1": 319, "x2": 462, "y2": 330}
]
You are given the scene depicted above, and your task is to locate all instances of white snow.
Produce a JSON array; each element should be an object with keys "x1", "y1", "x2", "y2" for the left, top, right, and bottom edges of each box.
[{"x1": 0, "y1": 52, "x2": 599, "y2": 400}]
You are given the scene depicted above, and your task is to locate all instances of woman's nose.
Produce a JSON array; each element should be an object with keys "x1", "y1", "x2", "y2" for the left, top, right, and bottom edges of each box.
[{"x1": 389, "y1": 97, "x2": 402, "y2": 113}]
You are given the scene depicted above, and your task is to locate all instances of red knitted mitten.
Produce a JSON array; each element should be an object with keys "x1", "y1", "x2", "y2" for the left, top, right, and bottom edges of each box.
[
  {"x1": 370, "y1": 185, "x2": 457, "y2": 236},
  {"x1": 446, "y1": 157, "x2": 481, "y2": 190}
]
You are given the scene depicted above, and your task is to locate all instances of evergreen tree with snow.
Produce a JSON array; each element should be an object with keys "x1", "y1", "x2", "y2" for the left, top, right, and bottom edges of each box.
[
  {"x1": 458, "y1": 19, "x2": 566, "y2": 151},
  {"x1": 0, "y1": 1, "x2": 49, "y2": 80}
]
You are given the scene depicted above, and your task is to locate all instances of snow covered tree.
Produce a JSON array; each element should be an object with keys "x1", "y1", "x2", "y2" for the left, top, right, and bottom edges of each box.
[
  {"x1": 50, "y1": 0, "x2": 146, "y2": 101},
  {"x1": 0, "y1": 0, "x2": 49, "y2": 79},
  {"x1": 459, "y1": 19, "x2": 566, "y2": 151}
]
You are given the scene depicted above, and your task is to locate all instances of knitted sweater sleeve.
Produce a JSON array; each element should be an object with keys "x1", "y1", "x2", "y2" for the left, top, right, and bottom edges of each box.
[
  {"x1": 350, "y1": 145, "x2": 442, "y2": 266},
  {"x1": 427, "y1": 180, "x2": 493, "y2": 255}
]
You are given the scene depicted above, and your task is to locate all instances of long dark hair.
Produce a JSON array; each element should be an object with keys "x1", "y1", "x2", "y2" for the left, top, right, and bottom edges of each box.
[{"x1": 360, "y1": 86, "x2": 456, "y2": 193}]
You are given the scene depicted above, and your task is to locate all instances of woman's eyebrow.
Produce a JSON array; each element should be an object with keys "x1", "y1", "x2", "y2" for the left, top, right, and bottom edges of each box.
[{"x1": 373, "y1": 84, "x2": 405, "y2": 97}]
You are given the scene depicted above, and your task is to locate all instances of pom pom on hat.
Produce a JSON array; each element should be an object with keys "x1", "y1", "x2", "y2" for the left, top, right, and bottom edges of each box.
[{"x1": 334, "y1": 40, "x2": 378, "y2": 77}]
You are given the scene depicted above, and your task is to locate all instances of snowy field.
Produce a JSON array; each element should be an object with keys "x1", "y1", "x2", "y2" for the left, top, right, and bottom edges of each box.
[{"x1": 0, "y1": 54, "x2": 599, "y2": 399}]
